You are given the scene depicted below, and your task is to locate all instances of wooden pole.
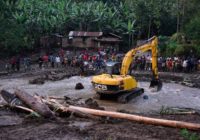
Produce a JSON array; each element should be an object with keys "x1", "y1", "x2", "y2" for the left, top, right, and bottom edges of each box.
[{"x1": 68, "y1": 106, "x2": 200, "y2": 130}]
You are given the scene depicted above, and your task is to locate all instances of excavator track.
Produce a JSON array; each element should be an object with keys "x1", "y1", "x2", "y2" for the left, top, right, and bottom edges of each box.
[
  {"x1": 117, "y1": 88, "x2": 144, "y2": 103},
  {"x1": 96, "y1": 88, "x2": 144, "y2": 103}
]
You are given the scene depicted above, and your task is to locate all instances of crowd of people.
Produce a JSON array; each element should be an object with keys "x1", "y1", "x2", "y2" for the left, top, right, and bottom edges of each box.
[
  {"x1": 132, "y1": 55, "x2": 200, "y2": 73},
  {"x1": 4, "y1": 48, "x2": 200, "y2": 74}
]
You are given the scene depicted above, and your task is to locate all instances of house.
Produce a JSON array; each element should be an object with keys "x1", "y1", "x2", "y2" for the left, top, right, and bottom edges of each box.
[
  {"x1": 40, "y1": 34, "x2": 63, "y2": 48},
  {"x1": 62, "y1": 31, "x2": 122, "y2": 51},
  {"x1": 40, "y1": 31, "x2": 122, "y2": 51}
]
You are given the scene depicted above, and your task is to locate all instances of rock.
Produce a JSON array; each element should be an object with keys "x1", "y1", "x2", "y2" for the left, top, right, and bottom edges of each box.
[
  {"x1": 75, "y1": 83, "x2": 84, "y2": 90},
  {"x1": 143, "y1": 95, "x2": 149, "y2": 100},
  {"x1": 29, "y1": 77, "x2": 45, "y2": 85}
]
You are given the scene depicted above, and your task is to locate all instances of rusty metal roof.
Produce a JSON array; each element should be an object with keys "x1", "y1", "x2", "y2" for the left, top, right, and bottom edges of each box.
[
  {"x1": 93, "y1": 37, "x2": 122, "y2": 42},
  {"x1": 69, "y1": 31, "x2": 103, "y2": 37}
]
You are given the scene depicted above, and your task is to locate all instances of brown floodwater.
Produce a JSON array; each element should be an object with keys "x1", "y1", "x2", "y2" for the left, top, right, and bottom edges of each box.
[{"x1": 0, "y1": 76, "x2": 200, "y2": 113}]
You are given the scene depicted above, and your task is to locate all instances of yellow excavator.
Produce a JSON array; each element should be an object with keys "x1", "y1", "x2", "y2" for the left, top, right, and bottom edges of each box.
[{"x1": 91, "y1": 36, "x2": 162, "y2": 103}]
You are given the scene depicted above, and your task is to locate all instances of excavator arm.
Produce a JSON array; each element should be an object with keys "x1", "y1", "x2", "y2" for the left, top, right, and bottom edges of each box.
[{"x1": 120, "y1": 36, "x2": 162, "y2": 91}]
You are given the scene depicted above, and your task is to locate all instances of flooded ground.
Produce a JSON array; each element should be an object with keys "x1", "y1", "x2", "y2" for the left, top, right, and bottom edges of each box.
[
  {"x1": 1, "y1": 76, "x2": 200, "y2": 114},
  {"x1": 1, "y1": 73, "x2": 200, "y2": 140}
]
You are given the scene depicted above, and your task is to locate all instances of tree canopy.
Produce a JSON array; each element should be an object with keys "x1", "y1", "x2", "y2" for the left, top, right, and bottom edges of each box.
[{"x1": 0, "y1": 0, "x2": 199, "y2": 56}]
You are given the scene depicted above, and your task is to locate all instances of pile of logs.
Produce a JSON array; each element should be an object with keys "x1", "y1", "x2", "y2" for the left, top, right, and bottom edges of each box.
[{"x1": 0, "y1": 89, "x2": 200, "y2": 131}]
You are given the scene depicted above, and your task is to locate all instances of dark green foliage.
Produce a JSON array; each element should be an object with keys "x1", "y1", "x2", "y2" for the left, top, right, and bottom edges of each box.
[
  {"x1": 0, "y1": 0, "x2": 199, "y2": 56},
  {"x1": 185, "y1": 16, "x2": 200, "y2": 41},
  {"x1": 180, "y1": 129, "x2": 200, "y2": 140}
]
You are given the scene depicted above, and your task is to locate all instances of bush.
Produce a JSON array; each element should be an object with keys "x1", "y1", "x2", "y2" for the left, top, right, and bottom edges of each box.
[{"x1": 180, "y1": 129, "x2": 199, "y2": 140}]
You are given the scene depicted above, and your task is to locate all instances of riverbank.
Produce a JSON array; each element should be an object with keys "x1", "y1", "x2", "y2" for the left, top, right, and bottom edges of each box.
[{"x1": 132, "y1": 71, "x2": 200, "y2": 88}]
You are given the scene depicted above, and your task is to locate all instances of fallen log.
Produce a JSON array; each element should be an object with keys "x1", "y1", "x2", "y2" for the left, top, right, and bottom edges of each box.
[
  {"x1": 0, "y1": 90, "x2": 23, "y2": 106},
  {"x1": 41, "y1": 98, "x2": 99, "y2": 119},
  {"x1": 14, "y1": 89, "x2": 55, "y2": 118},
  {"x1": 0, "y1": 90, "x2": 41, "y2": 117},
  {"x1": 68, "y1": 106, "x2": 200, "y2": 130}
]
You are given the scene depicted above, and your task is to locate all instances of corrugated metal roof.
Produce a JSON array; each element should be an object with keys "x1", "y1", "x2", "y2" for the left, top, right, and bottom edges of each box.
[
  {"x1": 69, "y1": 31, "x2": 103, "y2": 37},
  {"x1": 93, "y1": 38, "x2": 122, "y2": 42}
]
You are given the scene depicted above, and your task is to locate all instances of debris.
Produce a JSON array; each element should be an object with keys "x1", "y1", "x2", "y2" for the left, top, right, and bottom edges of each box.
[
  {"x1": 41, "y1": 98, "x2": 98, "y2": 119},
  {"x1": 181, "y1": 81, "x2": 195, "y2": 87},
  {"x1": 160, "y1": 106, "x2": 199, "y2": 115},
  {"x1": 47, "y1": 96, "x2": 65, "y2": 100},
  {"x1": 75, "y1": 83, "x2": 84, "y2": 90},
  {"x1": 1, "y1": 88, "x2": 200, "y2": 131},
  {"x1": 29, "y1": 77, "x2": 45, "y2": 85},
  {"x1": 14, "y1": 89, "x2": 55, "y2": 118},
  {"x1": 85, "y1": 98, "x2": 104, "y2": 110},
  {"x1": 14, "y1": 105, "x2": 41, "y2": 117},
  {"x1": 0, "y1": 90, "x2": 41, "y2": 117},
  {"x1": 0, "y1": 90, "x2": 23, "y2": 106}
]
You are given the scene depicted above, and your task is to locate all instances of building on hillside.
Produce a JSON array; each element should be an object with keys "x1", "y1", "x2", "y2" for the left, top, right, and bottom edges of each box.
[
  {"x1": 62, "y1": 31, "x2": 122, "y2": 51},
  {"x1": 40, "y1": 31, "x2": 122, "y2": 52}
]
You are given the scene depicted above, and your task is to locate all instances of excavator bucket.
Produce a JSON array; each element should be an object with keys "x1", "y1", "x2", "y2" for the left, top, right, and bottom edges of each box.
[{"x1": 149, "y1": 79, "x2": 162, "y2": 91}]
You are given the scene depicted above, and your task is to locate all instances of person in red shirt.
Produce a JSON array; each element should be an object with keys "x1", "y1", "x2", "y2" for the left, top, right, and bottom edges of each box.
[
  {"x1": 43, "y1": 54, "x2": 48, "y2": 68},
  {"x1": 10, "y1": 56, "x2": 16, "y2": 71},
  {"x1": 92, "y1": 55, "x2": 97, "y2": 62}
]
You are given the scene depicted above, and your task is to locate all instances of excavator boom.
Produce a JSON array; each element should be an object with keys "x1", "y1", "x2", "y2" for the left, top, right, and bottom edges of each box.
[{"x1": 120, "y1": 36, "x2": 162, "y2": 91}]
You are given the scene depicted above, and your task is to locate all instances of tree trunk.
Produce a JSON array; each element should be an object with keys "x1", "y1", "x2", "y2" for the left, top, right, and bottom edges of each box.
[
  {"x1": 129, "y1": 34, "x2": 131, "y2": 48},
  {"x1": 180, "y1": 0, "x2": 185, "y2": 33},
  {"x1": 176, "y1": 0, "x2": 180, "y2": 35},
  {"x1": 68, "y1": 106, "x2": 200, "y2": 130},
  {"x1": 148, "y1": 18, "x2": 152, "y2": 38},
  {"x1": 14, "y1": 89, "x2": 55, "y2": 118}
]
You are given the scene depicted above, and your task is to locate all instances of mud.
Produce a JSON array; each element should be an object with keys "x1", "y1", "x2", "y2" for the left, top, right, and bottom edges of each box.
[
  {"x1": 0, "y1": 70, "x2": 200, "y2": 139},
  {"x1": 0, "y1": 107, "x2": 200, "y2": 140}
]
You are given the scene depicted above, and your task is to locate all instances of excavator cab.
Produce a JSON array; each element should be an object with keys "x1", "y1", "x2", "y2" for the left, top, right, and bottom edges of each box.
[{"x1": 105, "y1": 62, "x2": 121, "y2": 75}]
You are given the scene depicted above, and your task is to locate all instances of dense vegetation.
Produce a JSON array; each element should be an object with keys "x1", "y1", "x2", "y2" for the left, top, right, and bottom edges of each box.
[{"x1": 0, "y1": 0, "x2": 199, "y2": 56}]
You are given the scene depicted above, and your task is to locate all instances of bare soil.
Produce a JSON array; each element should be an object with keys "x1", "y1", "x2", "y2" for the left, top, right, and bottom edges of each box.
[{"x1": 0, "y1": 107, "x2": 200, "y2": 140}]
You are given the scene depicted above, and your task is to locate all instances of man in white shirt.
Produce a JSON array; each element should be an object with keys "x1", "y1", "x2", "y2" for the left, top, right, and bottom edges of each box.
[{"x1": 55, "y1": 56, "x2": 61, "y2": 68}]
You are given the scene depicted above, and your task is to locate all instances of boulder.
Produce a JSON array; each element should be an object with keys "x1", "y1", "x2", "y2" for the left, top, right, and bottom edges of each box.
[{"x1": 75, "y1": 83, "x2": 84, "y2": 90}]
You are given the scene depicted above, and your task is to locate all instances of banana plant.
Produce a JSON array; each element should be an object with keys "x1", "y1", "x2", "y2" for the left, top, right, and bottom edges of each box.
[{"x1": 122, "y1": 19, "x2": 135, "y2": 48}]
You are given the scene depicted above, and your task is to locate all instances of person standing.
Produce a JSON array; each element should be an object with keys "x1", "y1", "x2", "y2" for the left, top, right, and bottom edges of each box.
[
  {"x1": 38, "y1": 56, "x2": 43, "y2": 69},
  {"x1": 10, "y1": 56, "x2": 16, "y2": 71},
  {"x1": 55, "y1": 55, "x2": 61, "y2": 68},
  {"x1": 43, "y1": 54, "x2": 48, "y2": 68}
]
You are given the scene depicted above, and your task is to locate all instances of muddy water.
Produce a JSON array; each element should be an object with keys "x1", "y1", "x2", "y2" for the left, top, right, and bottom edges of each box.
[{"x1": 0, "y1": 76, "x2": 200, "y2": 113}]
